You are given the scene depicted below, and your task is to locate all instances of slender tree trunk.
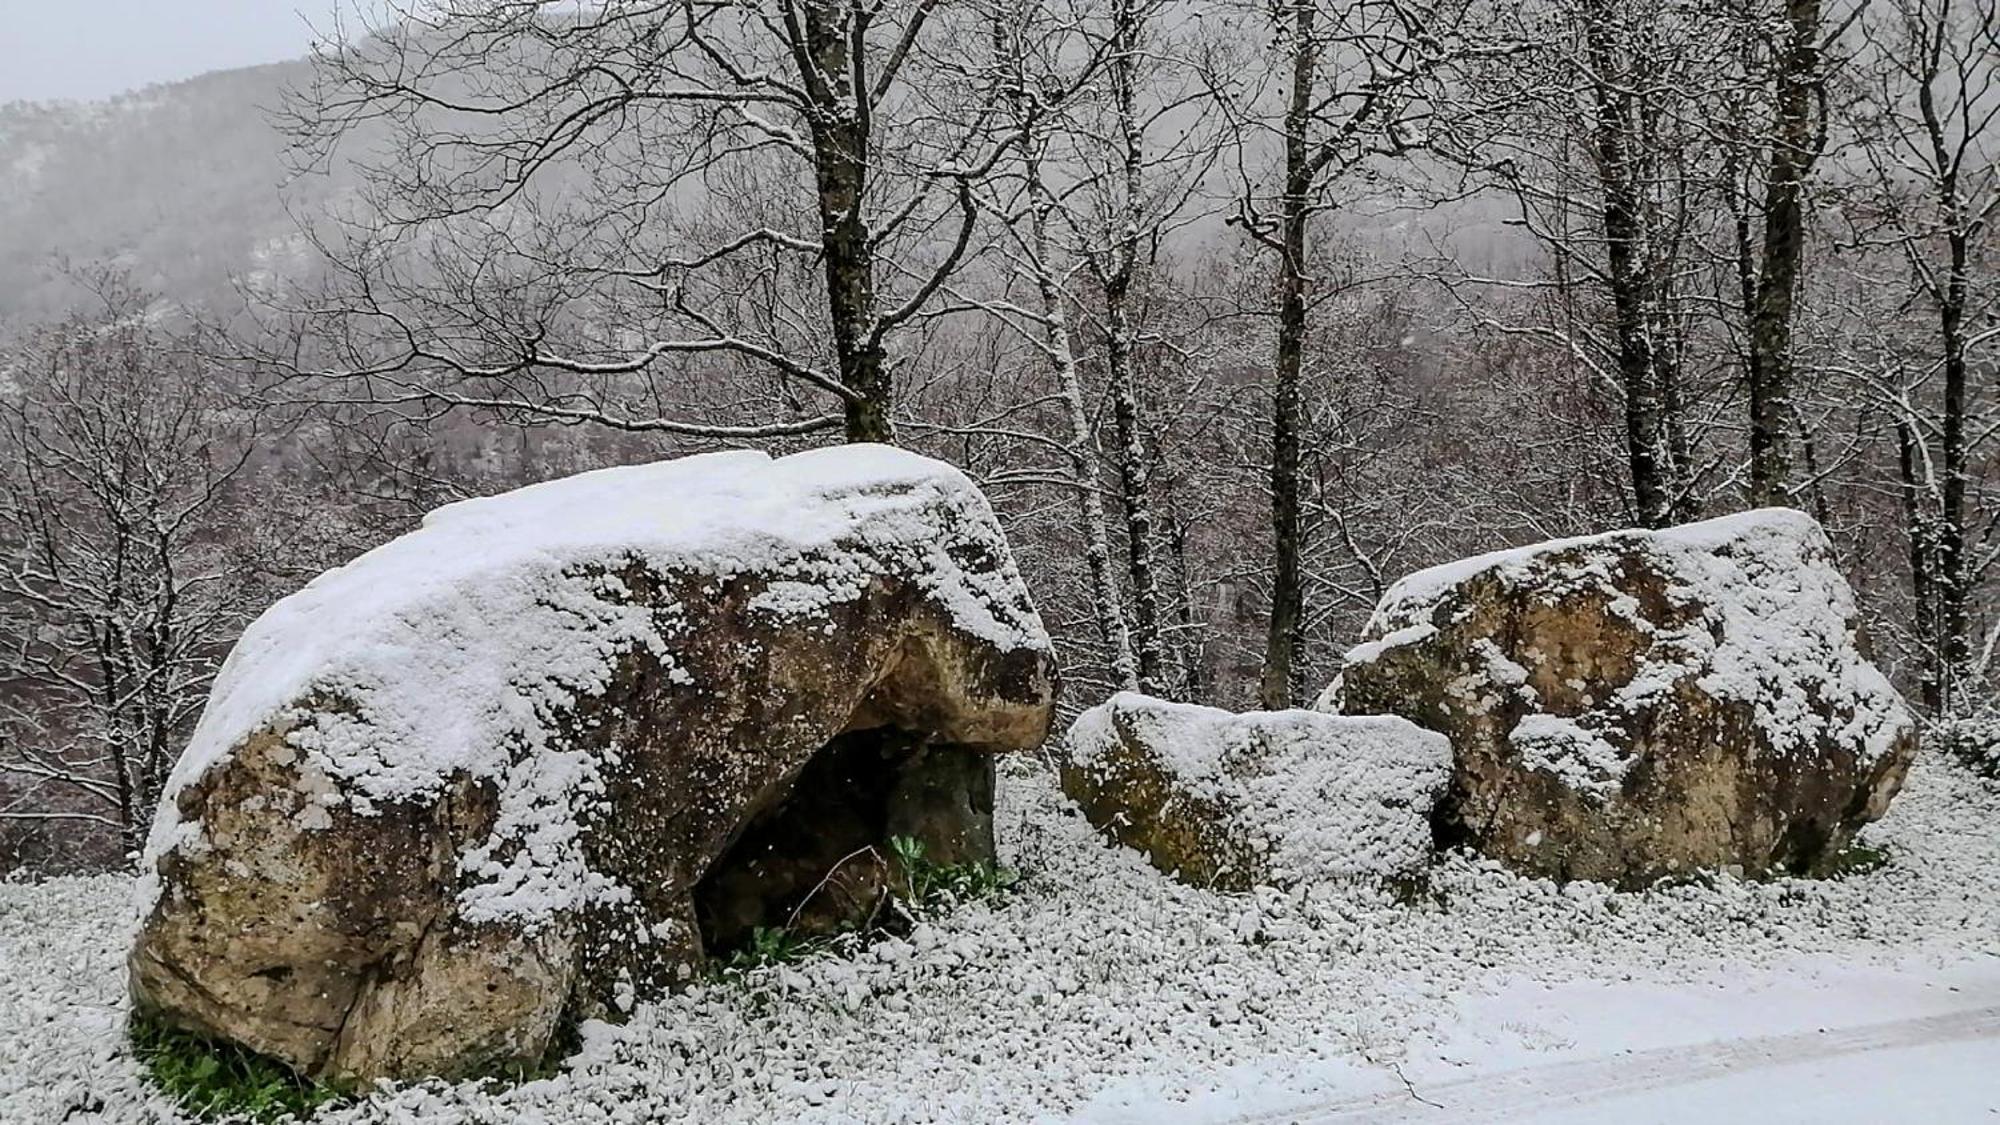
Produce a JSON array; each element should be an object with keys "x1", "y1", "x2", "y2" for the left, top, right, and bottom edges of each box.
[
  {"x1": 1746, "y1": 0, "x2": 1822, "y2": 506},
  {"x1": 1897, "y1": 416, "x2": 1943, "y2": 710},
  {"x1": 1921, "y1": 10, "x2": 1972, "y2": 709},
  {"x1": 1935, "y1": 229, "x2": 1971, "y2": 710},
  {"x1": 1794, "y1": 407, "x2": 1832, "y2": 526},
  {"x1": 1728, "y1": 136, "x2": 1772, "y2": 513},
  {"x1": 1260, "y1": 0, "x2": 1316, "y2": 709},
  {"x1": 99, "y1": 643, "x2": 140, "y2": 853},
  {"x1": 1890, "y1": 231, "x2": 1971, "y2": 715},
  {"x1": 1913, "y1": 52, "x2": 1973, "y2": 711},
  {"x1": 804, "y1": 4, "x2": 892, "y2": 444},
  {"x1": 1661, "y1": 362, "x2": 1699, "y2": 521},
  {"x1": 1103, "y1": 289, "x2": 1167, "y2": 692},
  {"x1": 1583, "y1": 3, "x2": 1674, "y2": 528},
  {"x1": 1099, "y1": 0, "x2": 1168, "y2": 693},
  {"x1": 1026, "y1": 146, "x2": 1138, "y2": 689}
]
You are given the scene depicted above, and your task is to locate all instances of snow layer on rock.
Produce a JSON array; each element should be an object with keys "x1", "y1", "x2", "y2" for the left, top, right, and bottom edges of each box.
[
  {"x1": 138, "y1": 444, "x2": 1049, "y2": 920},
  {"x1": 1508, "y1": 714, "x2": 1628, "y2": 798},
  {"x1": 8, "y1": 751, "x2": 1999, "y2": 1124},
  {"x1": 1346, "y1": 508, "x2": 1913, "y2": 785},
  {"x1": 1067, "y1": 692, "x2": 1452, "y2": 882}
]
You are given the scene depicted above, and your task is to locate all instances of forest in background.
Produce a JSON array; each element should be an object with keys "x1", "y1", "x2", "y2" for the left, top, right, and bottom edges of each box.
[{"x1": 0, "y1": 0, "x2": 1993, "y2": 871}]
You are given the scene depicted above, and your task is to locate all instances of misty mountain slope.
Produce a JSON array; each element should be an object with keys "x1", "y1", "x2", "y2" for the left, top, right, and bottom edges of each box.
[
  {"x1": 0, "y1": 51, "x2": 1529, "y2": 330},
  {"x1": 0, "y1": 60, "x2": 343, "y2": 321}
]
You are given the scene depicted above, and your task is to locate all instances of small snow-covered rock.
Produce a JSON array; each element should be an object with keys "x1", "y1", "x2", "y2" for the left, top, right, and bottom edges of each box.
[
  {"x1": 1327, "y1": 508, "x2": 1916, "y2": 886},
  {"x1": 128, "y1": 445, "x2": 1056, "y2": 1084},
  {"x1": 1056, "y1": 692, "x2": 1451, "y2": 890}
]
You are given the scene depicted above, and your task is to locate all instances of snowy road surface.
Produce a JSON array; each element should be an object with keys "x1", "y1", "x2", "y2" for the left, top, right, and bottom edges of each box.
[
  {"x1": 1222, "y1": 1004, "x2": 2000, "y2": 1123},
  {"x1": 1074, "y1": 958, "x2": 2000, "y2": 1124}
]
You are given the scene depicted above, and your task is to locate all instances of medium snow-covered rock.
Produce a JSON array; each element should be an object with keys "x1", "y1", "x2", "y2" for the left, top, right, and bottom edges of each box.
[
  {"x1": 1056, "y1": 692, "x2": 1451, "y2": 890},
  {"x1": 128, "y1": 445, "x2": 1056, "y2": 1084},
  {"x1": 1327, "y1": 508, "x2": 1916, "y2": 886}
]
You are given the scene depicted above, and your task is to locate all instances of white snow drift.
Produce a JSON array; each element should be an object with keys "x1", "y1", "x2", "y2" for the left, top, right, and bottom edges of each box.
[{"x1": 6, "y1": 750, "x2": 1996, "y2": 1123}]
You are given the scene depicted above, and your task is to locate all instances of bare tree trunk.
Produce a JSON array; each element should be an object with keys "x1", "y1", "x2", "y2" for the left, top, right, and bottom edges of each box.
[
  {"x1": 1098, "y1": 0, "x2": 1169, "y2": 694},
  {"x1": 1661, "y1": 361, "x2": 1700, "y2": 521},
  {"x1": 1794, "y1": 407, "x2": 1832, "y2": 526},
  {"x1": 1746, "y1": 0, "x2": 1823, "y2": 505},
  {"x1": 1933, "y1": 202, "x2": 1972, "y2": 711},
  {"x1": 1897, "y1": 416, "x2": 1945, "y2": 710},
  {"x1": 1104, "y1": 291, "x2": 1168, "y2": 693},
  {"x1": 1583, "y1": 0, "x2": 1675, "y2": 528},
  {"x1": 1027, "y1": 153, "x2": 1139, "y2": 689},
  {"x1": 1259, "y1": 0, "x2": 1316, "y2": 709},
  {"x1": 804, "y1": 1, "x2": 893, "y2": 444}
]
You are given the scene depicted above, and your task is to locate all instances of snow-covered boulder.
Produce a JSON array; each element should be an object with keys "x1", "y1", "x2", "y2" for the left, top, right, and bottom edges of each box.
[
  {"x1": 1326, "y1": 508, "x2": 1916, "y2": 887},
  {"x1": 128, "y1": 445, "x2": 1056, "y2": 1084},
  {"x1": 1056, "y1": 692, "x2": 1451, "y2": 891}
]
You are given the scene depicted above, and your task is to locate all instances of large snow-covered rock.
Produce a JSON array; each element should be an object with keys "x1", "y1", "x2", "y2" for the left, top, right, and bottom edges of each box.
[
  {"x1": 128, "y1": 445, "x2": 1056, "y2": 1083},
  {"x1": 1056, "y1": 692, "x2": 1451, "y2": 890},
  {"x1": 1326, "y1": 508, "x2": 1915, "y2": 886}
]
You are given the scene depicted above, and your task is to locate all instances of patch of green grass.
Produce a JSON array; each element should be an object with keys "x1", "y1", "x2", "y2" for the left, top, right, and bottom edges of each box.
[
  {"x1": 1823, "y1": 840, "x2": 1892, "y2": 878},
  {"x1": 887, "y1": 834, "x2": 1018, "y2": 917},
  {"x1": 721, "y1": 924, "x2": 843, "y2": 972},
  {"x1": 718, "y1": 837, "x2": 1019, "y2": 975},
  {"x1": 131, "y1": 1014, "x2": 346, "y2": 1122}
]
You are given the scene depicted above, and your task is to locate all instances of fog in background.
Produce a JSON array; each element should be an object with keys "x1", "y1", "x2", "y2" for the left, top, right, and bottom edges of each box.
[{"x1": 0, "y1": 1, "x2": 327, "y2": 103}]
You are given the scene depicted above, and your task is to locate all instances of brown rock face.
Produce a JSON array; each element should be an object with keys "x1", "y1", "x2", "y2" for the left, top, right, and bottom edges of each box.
[
  {"x1": 129, "y1": 447, "x2": 1056, "y2": 1084},
  {"x1": 1327, "y1": 509, "x2": 1915, "y2": 887}
]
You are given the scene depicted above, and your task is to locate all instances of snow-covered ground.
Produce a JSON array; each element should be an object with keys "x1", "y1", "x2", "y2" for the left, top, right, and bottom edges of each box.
[{"x1": 5, "y1": 752, "x2": 1996, "y2": 1124}]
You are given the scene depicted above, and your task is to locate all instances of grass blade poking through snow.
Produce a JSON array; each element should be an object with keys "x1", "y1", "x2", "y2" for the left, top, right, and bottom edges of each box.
[{"x1": 130, "y1": 1014, "x2": 346, "y2": 1121}]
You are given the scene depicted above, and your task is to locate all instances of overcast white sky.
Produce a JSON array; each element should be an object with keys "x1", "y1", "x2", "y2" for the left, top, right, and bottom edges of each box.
[{"x1": 1, "y1": 1, "x2": 337, "y2": 103}]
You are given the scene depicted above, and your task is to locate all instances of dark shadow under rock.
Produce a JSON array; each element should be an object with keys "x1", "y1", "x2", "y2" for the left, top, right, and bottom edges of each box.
[{"x1": 693, "y1": 727, "x2": 996, "y2": 953}]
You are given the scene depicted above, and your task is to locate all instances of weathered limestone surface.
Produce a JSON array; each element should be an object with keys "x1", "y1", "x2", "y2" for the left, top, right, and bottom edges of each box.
[
  {"x1": 129, "y1": 446, "x2": 1056, "y2": 1083},
  {"x1": 1327, "y1": 509, "x2": 1916, "y2": 886}
]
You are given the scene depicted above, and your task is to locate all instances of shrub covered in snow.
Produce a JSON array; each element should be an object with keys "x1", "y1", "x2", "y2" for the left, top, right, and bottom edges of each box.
[
  {"x1": 1057, "y1": 692, "x2": 1451, "y2": 890},
  {"x1": 1938, "y1": 708, "x2": 2000, "y2": 778}
]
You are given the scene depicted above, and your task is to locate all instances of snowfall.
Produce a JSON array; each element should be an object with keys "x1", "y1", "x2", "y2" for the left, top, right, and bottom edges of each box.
[{"x1": 5, "y1": 748, "x2": 1997, "y2": 1124}]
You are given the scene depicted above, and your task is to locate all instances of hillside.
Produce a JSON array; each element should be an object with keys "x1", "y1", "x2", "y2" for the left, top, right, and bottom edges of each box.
[
  {"x1": 0, "y1": 59, "x2": 340, "y2": 322},
  {"x1": 0, "y1": 53, "x2": 1526, "y2": 329}
]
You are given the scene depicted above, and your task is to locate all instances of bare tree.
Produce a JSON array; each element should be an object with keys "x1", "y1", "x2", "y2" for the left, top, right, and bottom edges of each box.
[
  {"x1": 1019, "y1": 0, "x2": 1229, "y2": 695},
  {"x1": 1448, "y1": 0, "x2": 1733, "y2": 528},
  {"x1": 1224, "y1": 0, "x2": 1502, "y2": 707},
  {"x1": 977, "y1": 0, "x2": 1139, "y2": 689},
  {"x1": 0, "y1": 287, "x2": 258, "y2": 856},
  {"x1": 1842, "y1": 0, "x2": 2000, "y2": 709},
  {"x1": 282, "y1": 0, "x2": 1010, "y2": 444},
  {"x1": 1722, "y1": 0, "x2": 1846, "y2": 505},
  {"x1": 1073, "y1": 0, "x2": 1178, "y2": 694}
]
